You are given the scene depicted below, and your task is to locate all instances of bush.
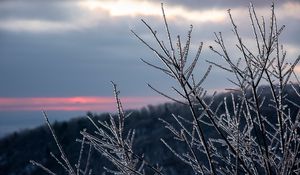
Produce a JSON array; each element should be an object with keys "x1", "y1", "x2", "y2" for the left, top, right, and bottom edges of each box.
[{"x1": 31, "y1": 2, "x2": 300, "y2": 175}]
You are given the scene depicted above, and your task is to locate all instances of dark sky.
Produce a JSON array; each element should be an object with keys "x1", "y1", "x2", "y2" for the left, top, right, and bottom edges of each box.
[{"x1": 0, "y1": 0, "x2": 299, "y2": 136}]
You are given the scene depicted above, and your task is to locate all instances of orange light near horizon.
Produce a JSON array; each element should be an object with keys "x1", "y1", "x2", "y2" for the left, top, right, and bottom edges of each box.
[
  {"x1": 0, "y1": 96, "x2": 168, "y2": 112},
  {"x1": 294, "y1": 66, "x2": 300, "y2": 73}
]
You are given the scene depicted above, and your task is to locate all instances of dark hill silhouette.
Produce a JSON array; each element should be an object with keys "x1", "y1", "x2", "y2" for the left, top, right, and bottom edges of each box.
[{"x1": 1, "y1": 85, "x2": 300, "y2": 175}]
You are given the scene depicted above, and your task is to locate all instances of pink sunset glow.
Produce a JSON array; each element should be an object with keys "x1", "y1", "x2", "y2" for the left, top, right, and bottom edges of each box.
[{"x1": 0, "y1": 96, "x2": 168, "y2": 112}]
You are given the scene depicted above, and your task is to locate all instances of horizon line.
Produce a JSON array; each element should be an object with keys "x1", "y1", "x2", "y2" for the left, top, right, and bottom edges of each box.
[{"x1": 0, "y1": 96, "x2": 169, "y2": 112}]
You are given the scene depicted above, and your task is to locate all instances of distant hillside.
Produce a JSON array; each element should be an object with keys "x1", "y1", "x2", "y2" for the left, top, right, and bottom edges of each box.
[
  {"x1": 1, "y1": 86, "x2": 300, "y2": 175},
  {"x1": 0, "y1": 102, "x2": 194, "y2": 175}
]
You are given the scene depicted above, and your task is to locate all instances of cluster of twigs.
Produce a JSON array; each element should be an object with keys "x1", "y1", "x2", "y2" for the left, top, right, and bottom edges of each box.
[
  {"x1": 31, "y1": 2, "x2": 300, "y2": 175},
  {"x1": 31, "y1": 82, "x2": 163, "y2": 175},
  {"x1": 132, "y1": 2, "x2": 300, "y2": 175},
  {"x1": 81, "y1": 82, "x2": 163, "y2": 175},
  {"x1": 30, "y1": 111, "x2": 93, "y2": 175}
]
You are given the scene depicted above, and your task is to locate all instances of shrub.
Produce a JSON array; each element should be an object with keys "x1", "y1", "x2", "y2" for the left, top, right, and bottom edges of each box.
[{"x1": 31, "y1": 2, "x2": 300, "y2": 175}]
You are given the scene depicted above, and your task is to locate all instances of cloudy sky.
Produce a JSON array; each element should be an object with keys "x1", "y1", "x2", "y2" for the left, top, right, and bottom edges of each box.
[{"x1": 0, "y1": 0, "x2": 299, "y2": 136}]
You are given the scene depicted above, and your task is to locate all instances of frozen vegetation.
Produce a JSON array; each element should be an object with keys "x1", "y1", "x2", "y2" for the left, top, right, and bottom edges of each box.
[{"x1": 1, "y1": 2, "x2": 300, "y2": 175}]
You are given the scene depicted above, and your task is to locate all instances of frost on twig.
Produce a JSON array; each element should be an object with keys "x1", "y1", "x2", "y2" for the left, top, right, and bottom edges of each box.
[
  {"x1": 82, "y1": 82, "x2": 164, "y2": 175},
  {"x1": 31, "y1": 2, "x2": 300, "y2": 175},
  {"x1": 132, "y1": 2, "x2": 300, "y2": 175},
  {"x1": 30, "y1": 112, "x2": 93, "y2": 175}
]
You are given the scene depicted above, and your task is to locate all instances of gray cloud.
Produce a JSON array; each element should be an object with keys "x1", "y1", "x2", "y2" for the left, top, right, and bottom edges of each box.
[
  {"x1": 0, "y1": 12, "x2": 179, "y2": 98},
  {"x1": 0, "y1": 1, "x2": 79, "y2": 21},
  {"x1": 155, "y1": 0, "x2": 298, "y2": 11},
  {"x1": 0, "y1": 0, "x2": 299, "y2": 98}
]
